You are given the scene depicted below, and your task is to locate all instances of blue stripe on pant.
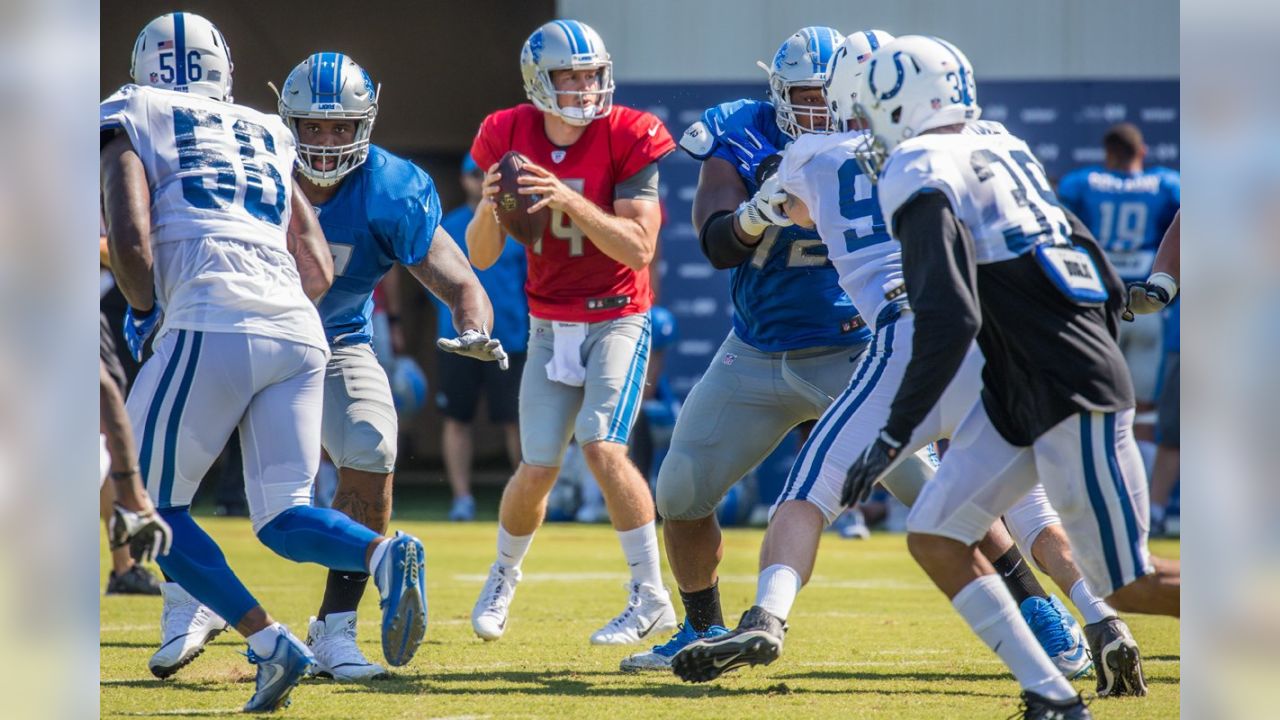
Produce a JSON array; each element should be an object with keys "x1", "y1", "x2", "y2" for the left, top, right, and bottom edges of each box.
[
  {"x1": 605, "y1": 317, "x2": 652, "y2": 443},
  {"x1": 1080, "y1": 413, "x2": 1125, "y2": 592},
  {"x1": 158, "y1": 331, "x2": 203, "y2": 507},
  {"x1": 1103, "y1": 412, "x2": 1146, "y2": 581},
  {"x1": 139, "y1": 330, "x2": 188, "y2": 501}
]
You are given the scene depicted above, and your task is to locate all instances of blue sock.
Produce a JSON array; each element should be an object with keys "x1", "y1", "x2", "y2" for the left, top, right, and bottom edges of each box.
[
  {"x1": 256, "y1": 506, "x2": 379, "y2": 573},
  {"x1": 156, "y1": 507, "x2": 259, "y2": 627}
]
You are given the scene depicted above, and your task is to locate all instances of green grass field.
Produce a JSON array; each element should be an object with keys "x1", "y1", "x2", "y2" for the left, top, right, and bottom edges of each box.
[{"x1": 101, "y1": 516, "x2": 1179, "y2": 719}]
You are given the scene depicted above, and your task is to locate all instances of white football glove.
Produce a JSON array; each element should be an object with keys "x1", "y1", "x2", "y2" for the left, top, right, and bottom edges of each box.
[
  {"x1": 437, "y1": 325, "x2": 510, "y2": 370},
  {"x1": 109, "y1": 504, "x2": 173, "y2": 563},
  {"x1": 735, "y1": 173, "x2": 793, "y2": 237},
  {"x1": 1122, "y1": 272, "x2": 1178, "y2": 321}
]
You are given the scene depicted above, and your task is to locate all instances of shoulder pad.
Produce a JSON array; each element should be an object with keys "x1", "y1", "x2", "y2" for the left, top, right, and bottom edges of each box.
[{"x1": 679, "y1": 120, "x2": 715, "y2": 158}]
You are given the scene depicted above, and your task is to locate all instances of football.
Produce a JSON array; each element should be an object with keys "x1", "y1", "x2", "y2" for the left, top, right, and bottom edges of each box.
[{"x1": 494, "y1": 151, "x2": 549, "y2": 246}]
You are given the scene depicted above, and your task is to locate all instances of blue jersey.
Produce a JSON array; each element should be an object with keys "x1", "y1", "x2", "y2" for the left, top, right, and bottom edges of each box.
[
  {"x1": 1057, "y1": 165, "x2": 1180, "y2": 282},
  {"x1": 679, "y1": 99, "x2": 869, "y2": 352},
  {"x1": 315, "y1": 145, "x2": 442, "y2": 346},
  {"x1": 434, "y1": 205, "x2": 529, "y2": 352}
]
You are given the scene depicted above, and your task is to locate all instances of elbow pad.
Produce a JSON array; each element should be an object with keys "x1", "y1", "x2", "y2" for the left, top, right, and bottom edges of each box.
[{"x1": 699, "y1": 210, "x2": 757, "y2": 269}]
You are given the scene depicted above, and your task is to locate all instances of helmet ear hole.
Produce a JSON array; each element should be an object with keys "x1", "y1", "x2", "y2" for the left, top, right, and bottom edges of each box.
[{"x1": 891, "y1": 106, "x2": 903, "y2": 124}]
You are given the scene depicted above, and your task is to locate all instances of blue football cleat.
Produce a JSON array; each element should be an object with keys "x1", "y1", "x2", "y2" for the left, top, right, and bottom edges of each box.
[
  {"x1": 1021, "y1": 595, "x2": 1093, "y2": 679},
  {"x1": 374, "y1": 531, "x2": 427, "y2": 667},
  {"x1": 620, "y1": 620, "x2": 730, "y2": 671},
  {"x1": 243, "y1": 631, "x2": 316, "y2": 713}
]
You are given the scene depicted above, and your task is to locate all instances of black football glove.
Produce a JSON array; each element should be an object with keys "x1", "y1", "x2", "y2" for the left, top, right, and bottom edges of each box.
[{"x1": 840, "y1": 432, "x2": 903, "y2": 507}]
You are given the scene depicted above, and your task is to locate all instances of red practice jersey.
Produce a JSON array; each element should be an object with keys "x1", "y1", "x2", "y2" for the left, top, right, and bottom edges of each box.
[{"x1": 471, "y1": 103, "x2": 675, "y2": 322}]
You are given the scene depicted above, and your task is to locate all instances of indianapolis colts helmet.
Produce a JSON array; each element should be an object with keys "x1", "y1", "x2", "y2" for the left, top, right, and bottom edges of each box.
[
  {"x1": 520, "y1": 20, "x2": 615, "y2": 126},
  {"x1": 852, "y1": 36, "x2": 981, "y2": 180},
  {"x1": 824, "y1": 30, "x2": 896, "y2": 133},
  {"x1": 760, "y1": 27, "x2": 845, "y2": 138},
  {"x1": 130, "y1": 12, "x2": 233, "y2": 101},
  {"x1": 274, "y1": 53, "x2": 380, "y2": 187}
]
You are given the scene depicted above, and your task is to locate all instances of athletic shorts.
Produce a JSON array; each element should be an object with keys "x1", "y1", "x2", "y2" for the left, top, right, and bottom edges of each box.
[
  {"x1": 1117, "y1": 311, "x2": 1163, "y2": 405},
  {"x1": 1156, "y1": 351, "x2": 1179, "y2": 448},
  {"x1": 127, "y1": 329, "x2": 326, "y2": 532},
  {"x1": 435, "y1": 349, "x2": 525, "y2": 424},
  {"x1": 908, "y1": 402, "x2": 1153, "y2": 597},
  {"x1": 321, "y1": 343, "x2": 398, "y2": 474},
  {"x1": 520, "y1": 314, "x2": 649, "y2": 467},
  {"x1": 100, "y1": 310, "x2": 128, "y2": 394},
  {"x1": 655, "y1": 330, "x2": 864, "y2": 521}
]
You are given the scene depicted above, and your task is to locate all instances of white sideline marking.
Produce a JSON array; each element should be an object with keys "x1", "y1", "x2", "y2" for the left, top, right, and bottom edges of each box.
[{"x1": 451, "y1": 572, "x2": 931, "y2": 590}]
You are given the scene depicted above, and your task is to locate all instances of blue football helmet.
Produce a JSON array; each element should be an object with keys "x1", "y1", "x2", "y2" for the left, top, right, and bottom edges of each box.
[
  {"x1": 760, "y1": 26, "x2": 845, "y2": 138},
  {"x1": 389, "y1": 356, "x2": 428, "y2": 419},
  {"x1": 649, "y1": 306, "x2": 678, "y2": 351}
]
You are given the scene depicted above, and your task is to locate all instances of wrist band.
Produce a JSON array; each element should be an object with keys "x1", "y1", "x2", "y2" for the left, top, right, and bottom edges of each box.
[{"x1": 110, "y1": 467, "x2": 141, "y2": 480}]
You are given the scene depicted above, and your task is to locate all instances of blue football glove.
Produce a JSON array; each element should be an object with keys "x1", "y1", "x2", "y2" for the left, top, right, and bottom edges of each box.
[
  {"x1": 720, "y1": 126, "x2": 782, "y2": 184},
  {"x1": 123, "y1": 305, "x2": 160, "y2": 362},
  {"x1": 840, "y1": 432, "x2": 903, "y2": 507}
]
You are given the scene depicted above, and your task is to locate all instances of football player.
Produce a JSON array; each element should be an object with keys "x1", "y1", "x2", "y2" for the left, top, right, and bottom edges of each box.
[
  {"x1": 1058, "y1": 124, "x2": 1180, "y2": 468},
  {"x1": 101, "y1": 359, "x2": 172, "y2": 565},
  {"x1": 843, "y1": 36, "x2": 1180, "y2": 717},
  {"x1": 672, "y1": 32, "x2": 1128, "y2": 690},
  {"x1": 147, "y1": 52, "x2": 507, "y2": 682},
  {"x1": 465, "y1": 19, "x2": 678, "y2": 644},
  {"x1": 102, "y1": 13, "x2": 427, "y2": 711}
]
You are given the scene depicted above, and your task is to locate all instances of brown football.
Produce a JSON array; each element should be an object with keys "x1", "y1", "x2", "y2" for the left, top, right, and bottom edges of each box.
[{"x1": 494, "y1": 151, "x2": 549, "y2": 246}]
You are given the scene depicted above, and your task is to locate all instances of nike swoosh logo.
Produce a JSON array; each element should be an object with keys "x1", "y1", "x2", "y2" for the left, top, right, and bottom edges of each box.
[
  {"x1": 712, "y1": 654, "x2": 736, "y2": 669},
  {"x1": 259, "y1": 662, "x2": 285, "y2": 691},
  {"x1": 648, "y1": 124, "x2": 660, "y2": 137},
  {"x1": 993, "y1": 641, "x2": 1003, "y2": 653},
  {"x1": 1002, "y1": 559, "x2": 1023, "y2": 577},
  {"x1": 637, "y1": 614, "x2": 662, "y2": 638}
]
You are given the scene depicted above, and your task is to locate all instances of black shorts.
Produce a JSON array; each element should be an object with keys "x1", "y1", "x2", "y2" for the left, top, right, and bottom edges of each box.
[
  {"x1": 1156, "y1": 351, "x2": 1179, "y2": 448},
  {"x1": 100, "y1": 310, "x2": 128, "y2": 394},
  {"x1": 435, "y1": 350, "x2": 525, "y2": 424}
]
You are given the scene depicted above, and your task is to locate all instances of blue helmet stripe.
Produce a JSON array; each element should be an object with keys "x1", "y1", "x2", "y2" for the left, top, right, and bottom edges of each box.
[
  {"x1": 863, "y1": 30, "x2": 881, "y2": 51},
  {"x1": 173, "y1": 12, "x2": 187, "y2": 85},
  {"x1": 567, "y1": 21, "x2": 590, "y2": 55},
  {"x1": 334, "y1": 52, "x2": 345, "y2": 96},
  {"x1": 816, "y1": 27, "x2": 834, "y2": 67},
  {"x1": 556, "y1": 20, "x2": 582, "y2": 54},
  {"x1": 930, "y1": 37, "x2": 973, "y2": 106},
  {"x1": 308, "y1": 53, "x2": 323, "y2": 96}
]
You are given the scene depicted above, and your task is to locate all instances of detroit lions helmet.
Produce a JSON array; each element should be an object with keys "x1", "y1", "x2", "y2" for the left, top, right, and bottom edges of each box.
[
  {"x1": 824, "y1": 30, "x2": 896, "y2": 133},
  {"x1": 520, "y1": 20, "x2": 615, "y2": 126},
  {"x1": 130, "y1": 12, "x2": 233, "y2": 101},
  {"x1": 275, "y1": 53, "x2": 380, "y2": 186},
  {"x1": 852, "y1": 36, "x2": 981, "y2": 181},
  {"x1": 761, "y1": 27, "x2": 844, "y2": 138}
]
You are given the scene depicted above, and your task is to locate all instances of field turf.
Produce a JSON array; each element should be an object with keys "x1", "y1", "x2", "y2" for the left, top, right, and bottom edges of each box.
[{"x1": 101, "y1": 510, "x2": 1179, "y2": 719}]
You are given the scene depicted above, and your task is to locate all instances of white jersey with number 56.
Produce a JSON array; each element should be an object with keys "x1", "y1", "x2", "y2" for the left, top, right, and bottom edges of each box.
[
  {"x1": 877, "y1": 123, "x2": 1074, "y2": 265},
  {"x1": 778, "y1": 130, "x2": 903, "y2": 329},
  {"x1": 99, "y1": 84, "x2": 325, "y2": 351}
]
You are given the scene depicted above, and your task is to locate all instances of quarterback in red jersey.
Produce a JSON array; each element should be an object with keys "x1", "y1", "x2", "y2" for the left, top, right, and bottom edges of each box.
[{"x1": 465, "y1": 19, "x2": 678, "y2": 646}]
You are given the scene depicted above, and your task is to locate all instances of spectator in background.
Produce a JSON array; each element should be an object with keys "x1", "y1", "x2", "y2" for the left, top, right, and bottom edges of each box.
[
  {"x1": 1057, "y1": 123, "x2": 1180, "y2": 468},
  {"x1": 433, "y1": 154, "x2": 528, "y2": 521}
]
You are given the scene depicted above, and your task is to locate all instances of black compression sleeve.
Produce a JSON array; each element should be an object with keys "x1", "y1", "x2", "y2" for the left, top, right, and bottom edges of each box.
[
  {"x1": 699, "y1": 210, "x2": 757, "y2": 269},
  {"x1": 882, "y1": 191, "x2": 982, "y2": 444}
]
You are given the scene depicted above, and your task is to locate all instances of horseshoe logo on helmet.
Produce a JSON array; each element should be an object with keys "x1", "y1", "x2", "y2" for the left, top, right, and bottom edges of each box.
[{"x1": 867, "y1": 51, "x2": 910, "y2": 101}]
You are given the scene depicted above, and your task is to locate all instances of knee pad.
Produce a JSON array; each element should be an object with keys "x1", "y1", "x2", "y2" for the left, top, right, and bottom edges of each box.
[
  {"x1": 255, "y1": 505, "x2": 376, "y2": 574},
  {"x1": 880, "y1": 452, "x2": 935, "y2": 507},
  {"x1": 655, "y1": 450, "x2": 719, "y2": 521},
  {"x1": 331, "y1": 420, "x2": 396, "y2": 473},
  {"x1": 1003, "y1": 487, "x2": 1062, "y2": 568}
]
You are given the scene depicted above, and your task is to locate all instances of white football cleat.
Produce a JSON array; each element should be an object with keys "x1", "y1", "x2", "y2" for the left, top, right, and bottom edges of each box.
[
  {"x1": 306, "y1": 612, "x2": 388, "y2": 681},
  {"x1": 590, "y1": 582, "x2": 677, "y2": 645},
  {"x1": 149, "y1": 582, "x2": 229, "y2": 678},
  {"x1": 472, "y1": 563, "x2": 521, "y2": 641}
]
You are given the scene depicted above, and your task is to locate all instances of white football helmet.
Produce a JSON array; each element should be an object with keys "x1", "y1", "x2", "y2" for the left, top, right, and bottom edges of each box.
[
  {"x1": 760, "y1": 26, "x2": 845, "y2": 138},
  {"x1": 852, "y1": 36, "x2": 981, "y2": 180},
  {"x1": 130, "y1": 12, "x2": 233, "y2": 101},
  {"x1": 274, "y1": 53, "x2": 380, "y2": 187},
  {"x1": 823, "y1": 30, "x2": 896, "y2": 133},
  {"x1": 521, "y1": 20, "x2": 614, "y2": 126}
]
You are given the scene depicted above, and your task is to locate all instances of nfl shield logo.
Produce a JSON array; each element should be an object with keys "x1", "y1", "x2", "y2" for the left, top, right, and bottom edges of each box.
[
  {"x1": 931, "y1": 98, "x2": 943, "y2": 110},
  {"x1": 150, "y1": 72, "x2": 159, "y2": 83},
  {"x1": 723, "y1": 353, "x2": 737, "y2": 366},
  {"x1": 551, "y1": 150, "x2": 567, "y2": 164}
]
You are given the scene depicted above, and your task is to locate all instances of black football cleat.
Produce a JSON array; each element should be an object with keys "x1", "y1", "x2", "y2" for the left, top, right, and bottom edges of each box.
[
  {"x1": 670, "y1": 605, "x2": 785, "y2": 683},
  {"x1": 1018, "y1": 691, "x2": 1092, "y2": 719},
  {"x1": 105, "y1": 564, "x2": 162, "y2": 596},
  {"x1": 1084, "y1": 616, "x2": 1147, "y2": 697}
]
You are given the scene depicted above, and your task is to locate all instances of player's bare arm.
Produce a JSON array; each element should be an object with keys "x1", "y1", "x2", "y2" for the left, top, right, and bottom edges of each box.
[
  {"x1": 286, "y1": 179, "x2": 334, "y2": 302},
  {"x1": 100, "y1": 361, "x2": 148, "y2": 513},
  {"x1": 517, "y1": 161, "x2": 660, "y2": 271},
  {"x1": 464, "y1": 162, "x2": 505, "y2": 269},
  {"x1": 406, "y1": 225, "x2": 494, "y2": 334},
  {"x1": 101, "y1": 133, "x2": 155, "y2": 311},
  {"x1": 782, "y1": 192, "x2": 814, "y2": 229},
  {"x1": 1152, "y1": 209, "x2": 1180, "y2": 281}
]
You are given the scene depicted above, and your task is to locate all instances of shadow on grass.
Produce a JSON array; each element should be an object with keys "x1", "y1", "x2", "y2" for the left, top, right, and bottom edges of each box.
[{"x1": 325, "y1": 668, "x2": 1018, "y2": 700}]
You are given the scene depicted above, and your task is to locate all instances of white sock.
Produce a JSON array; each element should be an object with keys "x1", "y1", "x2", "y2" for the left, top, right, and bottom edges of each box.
[
  {"x1": 755, "y1": 564, "x2": 802, "y2": 620},
  {"x1": 246, "y1": 622, "x2": 285, "y2": 658},
  {"x1": 952, "y1": 575, "x2": 1076, "y2": 701},
  {"x1": 367, "y1": 537, "x2": 391, "y2": 574},
  {"x1": 1069, "y1": 578, "x2": 1117, "y2": 625},
  {"x1": 617, "y1": 521, "x2": 664, "y2": 590},
  {"x1": 496, "y1": 525, "x2": 534, "y2": 571}
]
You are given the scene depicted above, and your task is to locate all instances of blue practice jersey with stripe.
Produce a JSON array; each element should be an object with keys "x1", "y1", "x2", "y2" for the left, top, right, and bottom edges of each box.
[
  {"x1": 679, "y1": 99, "x2": 869, "y2": 352},
  {"x1": 1057, "y1": 165, "x2": 1180, "y2": 282},
  {"x1": 315, "y1": 144, "x2": 442, "y2": 346},
  {"x1": 435, "y1": 205, "x2": 529, "y2": 352}
]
